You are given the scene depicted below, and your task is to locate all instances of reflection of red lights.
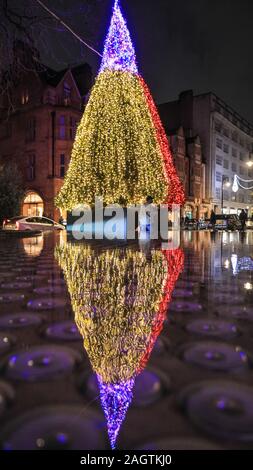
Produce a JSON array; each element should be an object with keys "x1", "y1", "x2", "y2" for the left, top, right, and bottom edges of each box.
[{"x1": 138, "y1": 248, "x2": 184, "y2": 373}]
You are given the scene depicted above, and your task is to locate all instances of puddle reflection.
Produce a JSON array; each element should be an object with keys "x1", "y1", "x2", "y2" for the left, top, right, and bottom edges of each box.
[{"x1": 55, "y1": 242, "x2": 184, "y2": 448}]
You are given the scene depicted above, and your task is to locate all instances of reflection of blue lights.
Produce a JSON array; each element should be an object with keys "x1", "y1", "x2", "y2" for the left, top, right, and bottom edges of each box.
[
  {"x1": 97, "y1": 375, "x2": 135, "y2": 449},
  {"x1": 239, "y1": 351, "x2": 248, "y2": 362},
  {"x1": 8, "y1": 355, "x2": 17, "y2": 367},
  {"x1": 216, "y1": 398, "x2": 226, "y2": 410},
  {"x1": 56, "y1": 433, "x2": 68, "y2": 445},
  {"x1": 203, "y1": 324, "x2": 211, "y2": 331},
  {"x1": 205, "y1": 351, "x2": 213, "y2": 360},
  {"x1": 41, "y1": 356, "x2": 51, "y2": 366},
  {"x1": 3, "y1": 442, "x2": 12, "y2": 451}
]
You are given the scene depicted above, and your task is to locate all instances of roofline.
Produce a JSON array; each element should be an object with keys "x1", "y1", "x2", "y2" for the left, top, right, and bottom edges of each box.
[
  {"x1": 194, "y1": 91, "x2": 253, "y2": 130},
  {"x1": 37, "y1": 63, "x2": 91, "y2": 96},
  {"x1": 159, "y1": 90, "x2": 253, "y2": 132}
]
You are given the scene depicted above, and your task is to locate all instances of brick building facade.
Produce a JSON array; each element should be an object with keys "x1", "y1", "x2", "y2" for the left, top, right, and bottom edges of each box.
[
  {"x1": 166, "y1": 126, "x2": 208, "y2": 219},
  {"x1": 0, "y1": 62, "x2": 92, "y2": 221}
]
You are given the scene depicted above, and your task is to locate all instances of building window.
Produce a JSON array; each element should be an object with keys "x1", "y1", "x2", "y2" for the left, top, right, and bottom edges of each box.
[
  {"x1": 59, "y1": 115, "x2": 66, "y2": 139},
  {"x1": 45, "y1": 90, "x2": 56, "y2": 105},
  {"x1": 195, "y1": 185, "x2": 201, "y2": 198},
  {"x1": 232, "y1": 147, "x2": 237, "y2": 158},
  {"x1": 232, "y1": 163, "x2": 237, "y2": 172},
  {"x1": 239, "y1": 166, "x2": 245, "y2": 176},
  {"x1": 21, "y1": 89, "x2": 29, "y2": 105},
  {"x1": 223, "y1": 143, "x2": 229, "y2": 154},
  {"x1": 223, "y1": 128, "x2": 229, "y2": 138},
  {"x1": 27, "y1": 154, "x2": 36, "y2": 181},
  {"x1": 239, "y1": 137, "x2": 244, "y2": 147},
  {"x1": 26, "y1": 117, "x2": 36, "y2": 142},
  {"x1": 216, "y1": 138, "x2": 222, "y2": 149},
  {"x1": 216, "y1": 172, "x2": 222, "y2": 182},
  {"x1": 195, "y1": 166, "x2": 201, "y2": 178},
  {"x1": 239, "y1": 152, "x2": 244, "y2": 161},
  {"x1": 60, "y1": 154, "x2": 65, "y2": 177},
  {"x1": 216, "y1": 155, "x2": 222, "y2": 165},
  {"x1": 216, "y1": 188, "x2": 221, "y2": 199},
  {"x1": 232, "y1": 131, "x2": 238, "y2": 142},
  {"x1": 69, "y1": 117, "x2": 79, "y2": 140},
  {"x1": 63, "y1": 82, "x2": 71, "y2": 106},
  {"x1": 69, "y1": 117, "x2": 76, "y2": 140},
  {"x1": 223, "y1": 159, "x2": 229, "y2": 169},
  {"x1": 59, "y1": 127, "x2": 66, "y2": 139},
  {"x1": 69, "y1": 117, "x2": 73, "y2": 140},
  {"x1": 215, "y1": 121, "x2": 222, "y2": 133}
]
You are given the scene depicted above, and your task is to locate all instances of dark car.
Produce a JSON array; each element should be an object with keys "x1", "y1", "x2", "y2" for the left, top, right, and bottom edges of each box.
[
  {"x1": 214, "y1": 214, "x2": 241, "y2": 231},
  {"x1": 198, "y1": 219, "x2": 211, "y2": 230},
  {"x1": 184, "y1": 218, "x2": 198, "y2": 230}
]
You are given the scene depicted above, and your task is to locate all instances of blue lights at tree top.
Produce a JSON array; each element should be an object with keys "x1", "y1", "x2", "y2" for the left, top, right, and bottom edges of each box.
[{"x1": 100, "y1": 0, "x2": 138, "y2": 74}]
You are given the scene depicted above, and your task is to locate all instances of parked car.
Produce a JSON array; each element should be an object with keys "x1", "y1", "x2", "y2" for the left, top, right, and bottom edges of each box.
[
  {"x1": 246, "y1": 219, "x2": 253, "y2": 229},
  {"x1": 3, "y1": 216, "x2": 65, "y2": 231},
  {"x1": 2, "y1": 216, "x2": 24, "y2": 230},
  {"x1": 184, "y1": 218, "x2": 198, "y2": 230},
  {"x1": 214, "y1": 214, "x2": 241, "y2": 231},
  {"x1": 198, "y1": 219, "x2": 211, "y2": 230}
]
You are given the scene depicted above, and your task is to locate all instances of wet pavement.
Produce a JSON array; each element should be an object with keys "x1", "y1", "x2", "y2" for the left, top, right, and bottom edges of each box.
[{"x1": 0, "y1": 230, "x2": 252, "y2": 450}]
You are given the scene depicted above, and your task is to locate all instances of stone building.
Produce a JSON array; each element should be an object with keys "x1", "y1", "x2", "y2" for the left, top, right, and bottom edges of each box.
[
  {"x1": 159, "y1": 90, "x2": 253, "y2": 216},
  {"x1": 0, "y1": 61, "x2": 92, "y2": 221},
  {"x1": 166, "y1": 126, "x2": 208, "y2": 220}
]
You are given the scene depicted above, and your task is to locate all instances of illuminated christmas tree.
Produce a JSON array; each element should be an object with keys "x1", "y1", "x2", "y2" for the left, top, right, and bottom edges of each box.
[{"x1": 55, "y1": 0, "x2": 184, "y2": 210}]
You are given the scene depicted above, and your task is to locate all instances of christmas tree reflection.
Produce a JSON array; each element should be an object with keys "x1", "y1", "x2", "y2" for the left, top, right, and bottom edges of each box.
[{"x1": 55, "y1": 243, "x2": 184, "y2": 448}]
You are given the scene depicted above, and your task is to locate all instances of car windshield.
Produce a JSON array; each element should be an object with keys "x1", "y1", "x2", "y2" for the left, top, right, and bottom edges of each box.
[
  {"x1": 215, "y1": 215, "x2": 226, "y2": 220},
  {"x1": 41, "y1": 218, "x2": 55, "y2": 225}
]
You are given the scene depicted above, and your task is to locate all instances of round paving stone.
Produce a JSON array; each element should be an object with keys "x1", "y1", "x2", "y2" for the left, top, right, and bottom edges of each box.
[{"x1": 0, "y1": 405, "x2": 106, "y2": 450}]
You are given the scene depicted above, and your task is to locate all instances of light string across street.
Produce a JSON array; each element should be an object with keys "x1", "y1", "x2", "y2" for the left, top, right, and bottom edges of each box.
[{"x1": 232, "y1": 174, "x2": 253, "y2": 192}]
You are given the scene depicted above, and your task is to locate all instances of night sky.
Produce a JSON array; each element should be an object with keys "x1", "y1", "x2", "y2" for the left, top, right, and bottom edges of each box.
[{"x1": 41, "y1": 0, "x2": 253, "y2": 123}]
